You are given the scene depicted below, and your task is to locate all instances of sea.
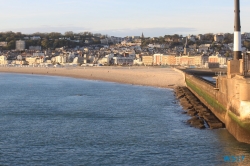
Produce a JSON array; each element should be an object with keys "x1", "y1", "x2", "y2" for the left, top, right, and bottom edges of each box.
[{"x1": 0, "y1": 73, "x2": 250, "y2": 166}]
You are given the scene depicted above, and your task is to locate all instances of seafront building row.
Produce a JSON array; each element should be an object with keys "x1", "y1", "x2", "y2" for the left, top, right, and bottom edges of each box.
[{"x1": 0, "y1": 51, "x2": 233, "y2": 68}]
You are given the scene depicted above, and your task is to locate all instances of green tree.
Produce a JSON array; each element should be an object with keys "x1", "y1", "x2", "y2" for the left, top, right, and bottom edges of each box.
[
  {"x1": 53, "y1": 39, "x2": 59, "y2": 48},
  {"x1": 204, "y1": 33, "x2": 214, "y2": 42},
  {"x1": 225, "y1": 51, "x2": 230, "y2": 57},
  {"x1": 64, "y1": 31, "x2": 74, "y2": 37},
  {"x1": 41, "y1": 39, "x2": 49, "y2": 49},
  {"x1": 49, "y1": 32, "x2": 62, "y2": 39},
  {"x1": 7, "y1": 40, "x2": 15, "y2": 50},
  {"x1": 243, "y1": 40, "x2": 250, "y2": 50}
]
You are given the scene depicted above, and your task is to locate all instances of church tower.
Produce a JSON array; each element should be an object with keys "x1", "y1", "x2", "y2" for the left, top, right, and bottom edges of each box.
[
  {"x1": 141, "y1": 32, "x2": 144, "y2": 39},
  {"x1": 184, "y1": 37, "x2": 189, "y2": 55}
]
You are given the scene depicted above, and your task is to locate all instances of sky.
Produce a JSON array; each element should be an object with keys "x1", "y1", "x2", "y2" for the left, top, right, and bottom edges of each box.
[{"x1": 0, "y1": 0, "x2": 250, "y2": 37}]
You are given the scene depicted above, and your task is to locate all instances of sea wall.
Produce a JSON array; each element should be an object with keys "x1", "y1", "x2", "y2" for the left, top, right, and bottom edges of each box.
[
  {"x1": 185, "y1": 73, "x2": 250, "y2": 144},
  {"x1": 185, "y1": 74, "x2": 227, "y2": 123}
]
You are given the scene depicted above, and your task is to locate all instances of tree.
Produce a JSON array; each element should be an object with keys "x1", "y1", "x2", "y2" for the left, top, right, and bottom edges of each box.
[
  {"x1": 53, "y1": 39, "x2": 59, "y2": 48},
  {"x1": 243, "y1": 40, "x2": 250, "y2": 50},
  {"x1": 41, "y1": 39, "x2": 49, "y2": 49},
  {"x1": 225, "y1": 51, "x2": 230, "y2": 57},
  {"x1": 223, "y1": 33, "x2": 233, "y2": 44},
  {"x1": 64, "y1": 31, "x2": 74, "y2": 37},
  {"x1": 204, "y1": 33, "x2": 214, "y2": 41},
  {"x1": 170, "y1": 42, "x2": 182, "y2": 48},
  {"x1": 49, "y1": 32, "x2": 62, "y2": 39},
  {"x1": 7, "y1": 40, "x2": 15, "y2": 50},
  {"x1": 188, "y1": 41, "x2": 195, "y2": 45}
]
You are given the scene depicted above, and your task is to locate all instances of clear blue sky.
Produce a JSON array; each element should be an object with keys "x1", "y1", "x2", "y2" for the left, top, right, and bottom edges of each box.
[{"x1": 0, "y1": 0, "x2": 250, "y2": 37}]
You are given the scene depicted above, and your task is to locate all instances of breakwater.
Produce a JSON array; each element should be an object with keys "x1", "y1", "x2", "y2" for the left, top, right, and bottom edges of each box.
[
  {"x1": 183, "y1": 71, "x2": 250, "y2": 144},
  {"x1": 175, "y1": 86, "x2": 224, "y2": 129}
]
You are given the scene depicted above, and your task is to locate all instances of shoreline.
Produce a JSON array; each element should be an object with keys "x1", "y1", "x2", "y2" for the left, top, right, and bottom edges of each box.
[{"x1": 0, "y1": 66, "x2": 185, "y2": 89}]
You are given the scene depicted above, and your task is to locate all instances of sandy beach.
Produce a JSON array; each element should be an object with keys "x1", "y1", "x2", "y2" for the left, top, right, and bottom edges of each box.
[{"x1": 0, "y1": 66, "x2": 185, "y2": 88}]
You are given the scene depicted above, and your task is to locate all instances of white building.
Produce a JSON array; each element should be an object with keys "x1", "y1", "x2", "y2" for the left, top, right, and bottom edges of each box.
[
  {"x1": 33, "y1": 53, "x2": 44, "y2": 57},
  {"x1": 113, "y1": 56, "x2": 134, "y2": 65},
  {"x1": 188, "y1": 35, "x2": 196, "y2": 42},
  {"x1": 198, "y1": 44, "x2": 210, "y2": 53},
  {"x1": 0, "y1": 55, "x2": 8, "y2": 65},
  {"x1": 214, "y1": 35, "x2": 224, "y2": 42},
  {"x1": 0, "y1": 42, "x2": 7, "y2": 47},
  {"x1": 26, "y1": 57, "x2": 44, "y2": 65},
  {"x1": 133, "y1": 58, "x2": 143, "y2": 65},
  {"x1": 16, "y1": 40, "x2": 25, "y2": 50},
  {"x1": 30, "y1": 36, "x2": 41, "y2": 40},
  {"x1": 29, "y1": 46, "x2": 41, "y2": 51},
  {"x1": 54, "y1": 55, "x2": 67, "y2": 64},
  {"x1": 101, "y1": 38, "x2": 109, "y2": 45},
  {"x1": 98, "y1": 53, "x2": 114, "y2": 65},
  {"x1": 132, "y1": 36, "x2": 140, "y2": 39},
  {"x1": 243, "y1": 32, "x2": 250, "y2": 39}
]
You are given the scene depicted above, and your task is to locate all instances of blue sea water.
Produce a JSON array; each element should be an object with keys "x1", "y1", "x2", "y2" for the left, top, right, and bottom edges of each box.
[{"x1": 0, "y1": 73, "x2": 250, "y2": 166}]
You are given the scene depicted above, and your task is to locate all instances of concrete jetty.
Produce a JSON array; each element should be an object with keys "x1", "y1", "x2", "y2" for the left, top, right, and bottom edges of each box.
[{"x1": 180, "y1": 66, "x2": 250, "y2": 144}]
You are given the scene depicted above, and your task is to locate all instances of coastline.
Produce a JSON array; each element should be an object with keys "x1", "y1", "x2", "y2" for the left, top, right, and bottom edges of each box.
[{"x1": 0, "y1": 66, "x2": 185, "y2": 89}]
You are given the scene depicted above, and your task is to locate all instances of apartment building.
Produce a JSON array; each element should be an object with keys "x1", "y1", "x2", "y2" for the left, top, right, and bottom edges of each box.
[
  {"x1": 142, "y1": 56, "x2": 153, "y2": 65},
  {"x1": 16, "y1": 40, "x2": 25, "y2": 50},
  {"x1": 0, "y1": 55, "x2": 8, "y2": 65}
]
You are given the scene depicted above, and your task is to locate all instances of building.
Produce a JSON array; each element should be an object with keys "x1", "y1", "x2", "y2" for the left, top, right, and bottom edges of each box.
[
  {"x1": 179, "y1": 55, "x2": 188, "y2": 65},
  {"x1": 83, "y1": 54, "x2": 90, "y2": 64},
  {"x1": 29, "y1": 46, "x2": 41, "y2": 51},
  {"x1": 214, "y1": 35, "x2": 224, "y2": 42},
  {"x1": 72, "y1": 57, "x2": 83, "y2": 64},
  {"x1": 175, "y1": 56, "x2": 181, "y2": 65},
  {"x1": 0, "y1": 55, "x2": 8, "y2": 65},
  {"x1": 208, "y1": 53, "x2": 227, "y2": 65},
  {"x1": 165, "y1": 55, "x2": 176, "y2": 65},
  {"x1": 183, "y1": 38, "x2": 189, "y2": 55},
  {"x1": 98, "y1": 54, "x2": 114, "y2": 65},
  {"x1": 16, "y1": 40, "x2": 25, "y2": 50},
  {"x1": 243, "y1": 32, "x2": 250, "y2": 39},
  {"x1": 94, "y1": 33, "x2": 102, "y2": 37},
  {"x1": 0, "y1": 42, "x2": 7, "y2": 47},
  {"x1": 30, "y1": 36, "x2": 41, "y2": 40},
  {"x1": 187, "y1": 56, "x2": 195, "y2": 66},
  {"x1": 33, "y1": 52, "x2": 45, "y2": 57},
  {"x1": 100, "y1": 38, "x2": 109, "y2": 45},
  {"x1": 141, "y1": 33, "x2": 144, "y2": 39},
  {"x1": 26, "y1": 57, "x2": 43, "y2": 65},
  {"x1": 197, "y1": 34, "x2": 204, "y2": 40},
  {"x1": 132, "y1": 36, "x2": 140, "y2": 39},
  {"x1": 133, "y1": 58, "x2": 143, "y2": 65},
  {"x1": 153, "y1": 54, "x2": 164, "y2": 65},
  {"x1": 193, "y1": 54, "x2": 208, "y2": 66},
  {"x1": 113, "y1": 56, "x2": 134, "y2": 65},
  {"x1": 142, "y1": 56, "x2": 153, "y2": 65},
  {"x1": 188, "y1": 35, "x2": 196, "y2": 42},
  {"x1": 198, "y1": 44, "x2": 210, "y2": 53}
]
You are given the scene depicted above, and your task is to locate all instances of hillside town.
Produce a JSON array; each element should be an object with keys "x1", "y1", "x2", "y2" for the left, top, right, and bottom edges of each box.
[{"x1": 1, "y1": 31, "x2": 250, "y2": 68}]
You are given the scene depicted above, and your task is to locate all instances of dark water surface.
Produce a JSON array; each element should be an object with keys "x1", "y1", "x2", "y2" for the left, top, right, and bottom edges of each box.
[{"x1": 0, "y1": 73, "x2": 250, "y2": 165}]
